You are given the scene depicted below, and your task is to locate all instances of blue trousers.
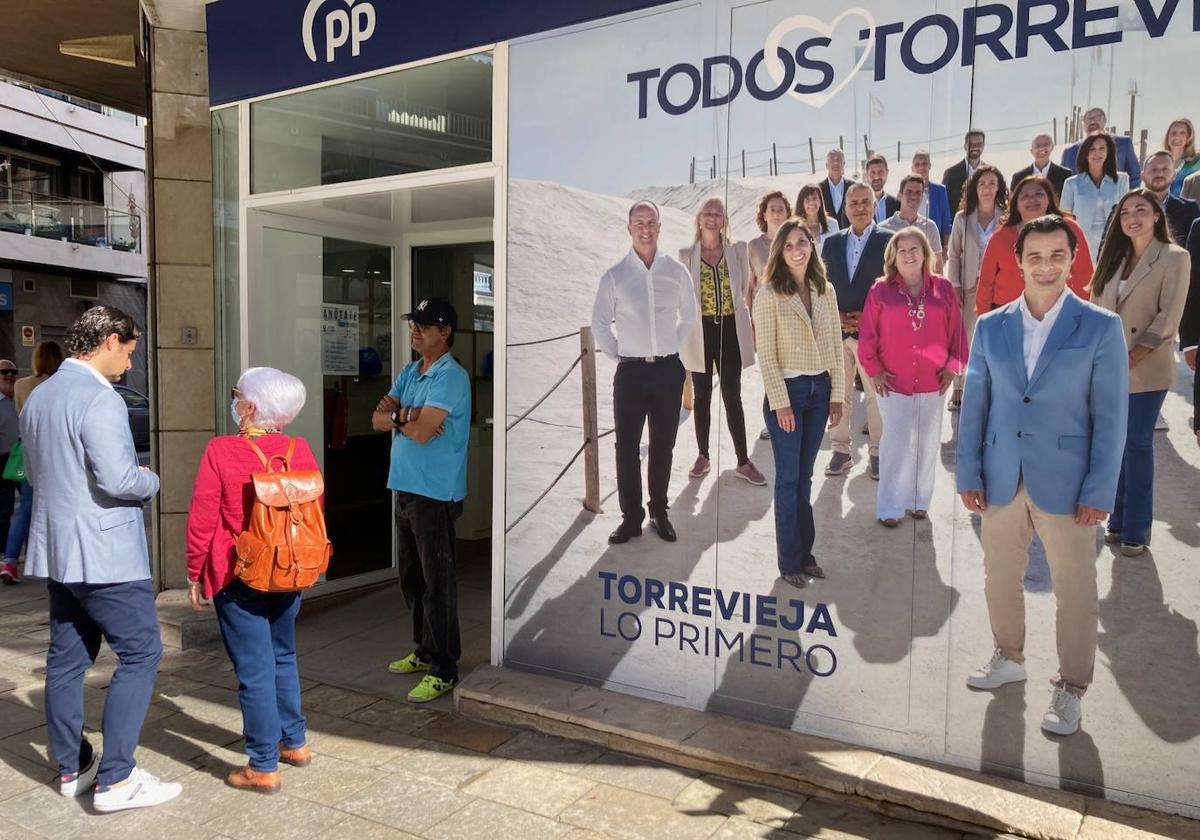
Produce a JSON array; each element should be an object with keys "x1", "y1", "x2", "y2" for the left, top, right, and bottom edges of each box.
[
  {"x1": 5, "y1": 480, "x2": 33, "y2": 562},
  {"x1": 1110, "y1": 389, "x2": 1167, "y2": 546},
  {"x1": 764, "y1": 373, "x2": 831, "y2": 575},
  {"x1": 214, "y1": 580, "x2": 305, "y2": 771},
  {"x1": 46, "y1": 579, "x2": 162, "y2": 785}
]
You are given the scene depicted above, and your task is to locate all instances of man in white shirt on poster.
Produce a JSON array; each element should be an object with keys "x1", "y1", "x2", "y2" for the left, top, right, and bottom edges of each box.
[{"x1": 592, "y1": 201, "x2": 698, "y2": 545}]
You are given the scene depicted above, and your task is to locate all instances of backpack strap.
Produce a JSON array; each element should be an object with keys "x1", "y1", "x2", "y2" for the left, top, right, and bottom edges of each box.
[{"x1": 242, "y1": 437, "x2": 271, "y2": 469}]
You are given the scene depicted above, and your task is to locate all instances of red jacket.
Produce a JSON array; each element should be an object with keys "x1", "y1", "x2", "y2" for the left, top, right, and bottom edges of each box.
[
  {"x1": 186, "y1": 434, "x2": 321, "y2": 599},
  {"x1": 975, "y1": 219, "x2": 1093, "y2": 315}
]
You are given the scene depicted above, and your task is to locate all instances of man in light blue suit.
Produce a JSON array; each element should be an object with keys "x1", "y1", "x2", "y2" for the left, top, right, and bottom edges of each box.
[
  {"x1": 1061, "y1": 106, "x2": 1142, "y2": 188},
  {"x1": 21, "y1": 306, "x2": 181, "y2": 811},
  {"x1": 957, "y1": 216, "x2": 1128, "y2": 738}
]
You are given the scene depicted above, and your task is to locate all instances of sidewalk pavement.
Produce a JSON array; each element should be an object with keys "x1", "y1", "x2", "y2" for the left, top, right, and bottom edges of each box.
[{"x1": 0, "y1": 580, "x2": 1013, "y2": 840}]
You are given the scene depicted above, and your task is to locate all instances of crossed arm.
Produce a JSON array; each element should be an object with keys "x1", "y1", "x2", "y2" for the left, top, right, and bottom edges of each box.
[{"x1": 372, "y1": 395, "x2": 447, "y2": 444}]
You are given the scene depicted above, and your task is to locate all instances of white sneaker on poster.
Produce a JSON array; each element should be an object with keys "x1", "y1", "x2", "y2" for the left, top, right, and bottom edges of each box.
[
  {"x1": 59, "y1": 751, "x2": 100, "y2": 797},
  {"x1": 93, "y1": 767, "x2": 182, "y2": 813},
  {"x1": 965, "y1": 650, "x2": 1027, "y2": 690},
  {"x1": 1041, "y1": 686, "x2": 1083, "y2": 736}
]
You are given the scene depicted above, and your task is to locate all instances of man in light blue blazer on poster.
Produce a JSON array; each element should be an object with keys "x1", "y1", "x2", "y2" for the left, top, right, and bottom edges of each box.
[
  {"x1": 956, "y1": 216, "x2": 1128, "y2": 738},
  {"x1": 21, "y1": 306, "x2": 181, "y2": 811}
]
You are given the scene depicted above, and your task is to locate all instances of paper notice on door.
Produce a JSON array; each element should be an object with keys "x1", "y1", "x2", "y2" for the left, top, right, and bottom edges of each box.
[{"x1": 321, "y1": 303, "x2": 360, "y2": 375}]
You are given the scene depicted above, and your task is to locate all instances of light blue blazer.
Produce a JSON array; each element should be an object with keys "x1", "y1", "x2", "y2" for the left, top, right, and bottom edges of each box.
[
  {"x1": 956, "y1": 292, "x2": 1128, "y2": 516},
  {"x1": 20, "y1": 361, "x2": 160, "y2": 584}
]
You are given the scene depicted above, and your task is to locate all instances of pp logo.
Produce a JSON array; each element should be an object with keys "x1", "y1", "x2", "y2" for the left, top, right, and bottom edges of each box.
[{"x1": 302, "y1": 0, "x2": 377, "y2": 64}]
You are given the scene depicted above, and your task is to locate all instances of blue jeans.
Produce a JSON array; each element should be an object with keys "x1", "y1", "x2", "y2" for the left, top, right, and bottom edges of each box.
[
  {"x1": 5, "y1": 480, "x2": 33, "y2": 562},
  {"x1": 764, "y1": 373, "x2": 831, "y2": 575},
  {"x1": 46, "y1": 579, "x2": 162, "y2": 785},
  {"x1": 1110, "y1": 389, "x2": 1167, "y2": 546},
  {"x1": 214, "y1": 580, "x2": 305, "y2": 772}
]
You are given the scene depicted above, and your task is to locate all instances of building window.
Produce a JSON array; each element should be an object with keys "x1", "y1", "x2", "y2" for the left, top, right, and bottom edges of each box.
[{"x1": 69, "y1": 277, "x2": 99, "y2": 298}]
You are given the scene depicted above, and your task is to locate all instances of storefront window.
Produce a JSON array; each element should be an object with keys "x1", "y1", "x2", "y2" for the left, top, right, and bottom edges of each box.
[
  {"x1": 212, "y1": 106, "x2": 240, "y2": 433},
  {"x1": 249, "y1": 53, "x2": 493, "y2": 194}
]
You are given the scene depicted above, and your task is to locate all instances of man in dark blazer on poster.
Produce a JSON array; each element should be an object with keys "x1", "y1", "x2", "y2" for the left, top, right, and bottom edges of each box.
[
  {"x1": 818, "y1": 148, "x2": 857, "y2": 229},
  {"x1": 943, "y1": 129, "x2": 989, "y2": 214},
  {"x1": 821, "y1": 183, "x2": 894, "y2": 480},
  {"x1": 1011, "y1": 134, "x2": 1072, "y2": 198}
]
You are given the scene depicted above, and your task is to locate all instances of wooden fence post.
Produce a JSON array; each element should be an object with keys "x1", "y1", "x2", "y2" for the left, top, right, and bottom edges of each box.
[
  {"x1": 808, "y1": 137, "x2": 816, "y2": 173},
  {"x1": 772, "y1": 142, "x2": 778, "y2": 176},
  {"x1": 580, "y1": 327, "x2": 601, "y2": 513}
]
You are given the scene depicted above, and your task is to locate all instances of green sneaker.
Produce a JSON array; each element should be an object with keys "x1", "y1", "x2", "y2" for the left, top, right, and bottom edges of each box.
[
  {"x1": 407, "y1": 675, "x2": 456, "y2": 703},
  {"x1": 388, "y1": 653, "x2": 429, "y2": 675}
]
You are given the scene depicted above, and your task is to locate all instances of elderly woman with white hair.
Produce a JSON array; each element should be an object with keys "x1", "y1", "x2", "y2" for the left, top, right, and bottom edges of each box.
[{"x1": 185, "y1": 367, "x2": 320, "y2": 795}]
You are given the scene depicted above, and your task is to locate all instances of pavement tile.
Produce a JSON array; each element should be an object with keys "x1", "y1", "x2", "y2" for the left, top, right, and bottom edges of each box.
[
  {"x1": 708, "y1": 816, "x2": 809, "y2": 840},
  {"x1": 490, "y1": 731, "x2": 606, "y2": 774},
  {"x1": 461, "y1": 761, "x2": 596, "y2": 817},
  {"x1": 0, "y1": 695, "x2": 51, "y2": 740},
  {"x1": 856, "y1": 756, "x2": 1085, "y2": 838},
  {"x1": 161, "y1": 768, "x2": 250, "y2": 826},
  {"x1": 579, "y1": 752, "x2": 699, "y2": 800},
  {"x1": 300, "y1": 683, "x2": 380, "y2": 717},
  {"x1": 304, "y1": 710, "x2": 421, "y2": 768},
  {"x1": 76, "y1": 808, "x2": 217, "y2": 840},
  {"x1": 276, "y1": 753, "x2": 384, "y2": 806},
  {"x1": 334, "y1": 775, "x2": 474, "y2": 833},
  {"x1": 381, "y1": 738, "x2": 503, "y2": 789},
  {"x1": 1077, "y1": 799, "x2": 1200, "y2": 840},
  {"x1": 559, "y1": 782, "x2": 728, "y2": 840},
  {"x1": 0, "y1": 815, "x2": 42, "y2": 840},
  {"x1": 0, "y1": 746, "x2": 57, "y2": 800},
  {"x1": 673, "y1": 775, "x2": 807, "y2": 827},
  {"x1": 424, "y1": 797, "x2": 571, "y2": 840},
  {"x1": 320, "y1": 815, "x2": 425, "y2": 840},
  {"x1": 347, "y1": 698, "x2": 442, "y2": 734},
  {"x1": 160, "y1": 684, "x2": 244, "y2": 729},
  {"x1": 0, "y1": 724, "x2": 54, "y2": 767},
  {"x1": 417, "y1": 714, "x2": 518, "y2": 753},
  {"x1": 784, "y1": 798, "x2": 963, "y2": 839},
  {"x1": 201, "y1": 791, "x2": 347, "y2": 840}
]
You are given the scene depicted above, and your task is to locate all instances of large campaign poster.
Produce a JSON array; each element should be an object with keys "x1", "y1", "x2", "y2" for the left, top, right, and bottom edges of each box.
[{"x1": 503, "y1": 0, "x2": 1199, "y2": 817}]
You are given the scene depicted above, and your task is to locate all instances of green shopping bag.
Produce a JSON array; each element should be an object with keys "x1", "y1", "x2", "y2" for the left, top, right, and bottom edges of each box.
[{"x1": 3, "y1": 440, "x2": 24, "y2": 482}]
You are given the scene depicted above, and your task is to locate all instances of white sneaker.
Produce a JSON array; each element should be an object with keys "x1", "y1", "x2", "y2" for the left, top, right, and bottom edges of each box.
[
  {"x1": 59, "y1": 751, "x2": 100, "y2": 797},
  {"x1": 93, "y1": 767, "x2": 182, "y2": 813},
  {"x1": 965, "y1": 650, "x2": 1027, "y2": 689},
  {"x1": 1041, "y1": 686, "x2": 1083, "y2": 735}
]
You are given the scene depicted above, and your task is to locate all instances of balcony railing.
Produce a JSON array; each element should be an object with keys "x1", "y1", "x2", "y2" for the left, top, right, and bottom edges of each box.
[{"x1": 0, "y1": 186, "x2": 141, "y2": 253}]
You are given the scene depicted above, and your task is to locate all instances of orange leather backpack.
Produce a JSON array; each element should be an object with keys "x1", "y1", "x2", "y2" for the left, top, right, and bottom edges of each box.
[{"x1": 234, "y1": 437, "x2": 332, "y2": 592}]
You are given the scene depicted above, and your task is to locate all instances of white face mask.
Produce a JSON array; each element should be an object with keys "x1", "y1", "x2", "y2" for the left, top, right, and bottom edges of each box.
[{"x1": 230, "y1": 398, "x2": 243, "y2": 427}]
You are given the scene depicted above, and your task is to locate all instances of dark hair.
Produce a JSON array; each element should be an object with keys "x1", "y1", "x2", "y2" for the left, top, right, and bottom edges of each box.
[
  {"x1": 65, "y1": 305, "x2": 141, "y2": 357},
  {"x1": 965, "y1": 129, "x2": 986, "y2": 144},
  {"x1": 897, "y1": 174, "x2": 925, "y2": 196},
  {"x1": 1015, "y1": 215, "x2": 1078, "y2": 258},
  {"x1": 764, "y1": 218, "x2": 828, "y2": 297},
  {"x1": 1075, "y1": 132, "x2": 1118, "y2": 181},
  {"x1": 1090, "y1": 188, "x2": 1172, "y2": 297},
  {"x1": 865, "y1": 154, "x2": 888, "y2": 171},
  {"x1": 1003, "y1": 175, "x2": 1063, "y2": 227},
  {"x1": 960, "y1": 164, "x2": 1008, "y2": 215},
  {"x1": 755, "y1": 191, "x2": 792, "y2": 233},
  {"x1": 794, "y1": 184, "x2": 831, "y2": 233},
  {"x1": 32, "y1": 341, "x2": 64, "y2": 377}
]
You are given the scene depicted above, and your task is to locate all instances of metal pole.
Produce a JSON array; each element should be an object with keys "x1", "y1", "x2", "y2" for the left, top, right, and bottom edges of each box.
[
  {"x1": 772, "y1": 143, "x2": 778, "y2": 177},
  {"x1": 580, "y1": 327, "x2": 600, "y2": 514},
  {"x1": 897, "y1": 140, "x2": 901, "y2": 162},
  {"x1": 1053, "y1": 117, "x2": 1058, "y2": 146},
  {"x1": 863, "y1": 134, "x2": 870, "y2": 160},
  {"x1": 690, "y1": 157, "x2": 695, "y2": 185},
  {"x1": 711, "y1": 154, "x2": 717, "y2": 180},
  {"x1": 742, "y1": 149, "x2": 746, "y2": 178},
  {"x1": 809, "y1": 138, "x2": 816, "y2": 174}
]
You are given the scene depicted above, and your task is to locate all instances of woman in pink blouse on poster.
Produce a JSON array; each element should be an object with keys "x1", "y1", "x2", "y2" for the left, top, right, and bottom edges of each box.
[{"x1": 858, "y1": 227, "x2": 968, "y2": 527}]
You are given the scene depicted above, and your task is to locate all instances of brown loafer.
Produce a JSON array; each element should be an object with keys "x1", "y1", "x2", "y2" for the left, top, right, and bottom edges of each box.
[
  {"x1": 278, "y1": 744, "x2": 312, "y2": 767},
  {"x1": 227, "y1": 766, "x2": 281, "y2": 794},
  {"x1": 879, "y1": 518, "x2": 900, "y2": 528}
]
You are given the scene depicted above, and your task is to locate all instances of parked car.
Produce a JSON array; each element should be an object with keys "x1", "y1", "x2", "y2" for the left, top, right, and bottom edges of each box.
[{"x1": 114, "y1": 384, "x2": 150, "y2": 452}]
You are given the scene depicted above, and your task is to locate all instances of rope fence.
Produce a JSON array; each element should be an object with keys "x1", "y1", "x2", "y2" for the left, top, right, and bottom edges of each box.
[{"x1": 504, "y1": 327, "x2": 605, "y2": 532}]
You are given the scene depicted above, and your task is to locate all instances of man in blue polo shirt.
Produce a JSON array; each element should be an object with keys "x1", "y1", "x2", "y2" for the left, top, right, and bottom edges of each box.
[{"x1": 372, "y1": 297, "x2": 471, "y2": 702}]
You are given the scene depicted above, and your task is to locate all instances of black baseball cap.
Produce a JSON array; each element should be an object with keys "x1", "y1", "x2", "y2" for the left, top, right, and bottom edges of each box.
[{"x1": 402, "y1": 297, "x2": 457, "y2": 330}]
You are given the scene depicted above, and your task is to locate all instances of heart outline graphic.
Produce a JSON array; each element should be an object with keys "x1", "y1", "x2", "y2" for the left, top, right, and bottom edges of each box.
[{"x1": 763, "y1": 7, "x2": 877, "y2": 109}]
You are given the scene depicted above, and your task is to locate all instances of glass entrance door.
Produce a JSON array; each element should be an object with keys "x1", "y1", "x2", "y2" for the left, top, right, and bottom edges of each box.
[{"x1": 252, "y1": 226, "x2": 396, "y2": 588}]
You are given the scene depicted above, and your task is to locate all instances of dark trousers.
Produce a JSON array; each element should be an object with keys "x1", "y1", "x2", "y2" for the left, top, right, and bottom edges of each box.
[
  {"x1": 764, "y1": 374, "x2": 831, "y2": 575},
  {"x1": 214, "y1": 580, "x2": 305, "y2": 772},
  {"x1": 613, "y1": 355, "x2": 686, "y2": 522},
  {"x1": 692, "y1": 316, "x2": 749, "y2": 465},
  {"x1": 1110, "y1": 389, "x2": 1168, "y2": 546},
  {"x1": 45, "y1": 579, "x2": 162, "y2": 785},
  {"x1": 396, "y1": 492, "x2": 462, "y2": 682},
  {"x1": 0, "y1": 452, "x2": 18, "y2": 550}
]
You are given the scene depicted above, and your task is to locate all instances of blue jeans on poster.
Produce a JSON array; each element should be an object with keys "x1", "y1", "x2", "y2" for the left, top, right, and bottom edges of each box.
[
  {"x1": 214, "y1": 580, "x2": 306, "y2": 772},
  {"x1": 1110, "y1": 389, "x2": 1167, "y2": 546},
  {"x1": 764, "y1": 373, "x2": 831, "y2": 576},
  {"x1": 5, "y1": 480, "x2": 33, "y2": 562}
]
